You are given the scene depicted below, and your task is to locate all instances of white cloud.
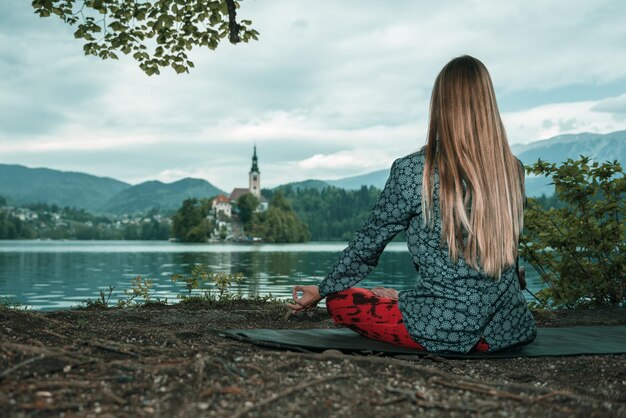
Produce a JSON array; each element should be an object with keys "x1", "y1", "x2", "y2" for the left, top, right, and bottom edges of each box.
[
  {"x1": 0, "y1": 134, "x2": 160, "y2": 153},
  {"x1": 298, "y1": 151, "x2": 384, "y2": 172},
  {"x1": 591, "y1": 93, "x2": 626, "y2": 120},
  {"x1": 503, "y1": 97, "x2": 626, "y2": 144}
]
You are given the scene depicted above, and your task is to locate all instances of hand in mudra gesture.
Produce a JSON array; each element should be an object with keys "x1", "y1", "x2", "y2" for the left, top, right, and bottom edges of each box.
[
  {"x1": 371, "y1": 287, "x2": 399, "y2": 300},
  {"x1": 287, "y1": 285, "x2": 322, "y2": 314}
]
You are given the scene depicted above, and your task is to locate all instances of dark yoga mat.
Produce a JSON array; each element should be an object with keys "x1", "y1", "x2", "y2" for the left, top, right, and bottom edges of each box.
[{"x1": 220, "y1": 326, "x2": 626, "y2": 358}]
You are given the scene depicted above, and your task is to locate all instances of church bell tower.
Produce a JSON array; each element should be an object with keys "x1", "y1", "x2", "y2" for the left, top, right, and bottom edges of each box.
[{"x1": 249, "y1": 145, "x2": 261, "y2": 198}]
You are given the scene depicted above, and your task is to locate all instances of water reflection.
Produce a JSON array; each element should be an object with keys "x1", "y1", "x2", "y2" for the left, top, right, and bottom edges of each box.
[{"x1": 0, "y1": 240, "x2": 543, "y2": 310}]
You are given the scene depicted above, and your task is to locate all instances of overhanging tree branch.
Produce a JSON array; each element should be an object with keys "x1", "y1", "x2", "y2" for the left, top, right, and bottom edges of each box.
[
  {"x1": 31, "y1": 0, "x2": 260, "y2": 76},
  {"x1": 225, "y1": 0, "x2": 240, "y2": 43}
]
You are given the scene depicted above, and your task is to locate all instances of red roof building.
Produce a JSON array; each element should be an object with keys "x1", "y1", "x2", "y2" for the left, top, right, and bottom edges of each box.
[
  {"x1": 229, "y1": 188, "x2": 251, "y2": 201},
  {"x1": 212, "y1": 194, "x2": 232, "y2": 217}
]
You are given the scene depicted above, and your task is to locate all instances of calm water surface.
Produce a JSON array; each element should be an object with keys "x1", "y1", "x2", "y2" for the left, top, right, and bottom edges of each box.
[{"x1": 0, "y1": 240, "x2": 543, "y2": 310}]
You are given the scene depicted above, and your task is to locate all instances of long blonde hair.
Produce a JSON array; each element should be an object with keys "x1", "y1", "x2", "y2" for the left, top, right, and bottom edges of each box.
[{"x1": 422, "y1": 55, "x2": 524, "y2": 279}]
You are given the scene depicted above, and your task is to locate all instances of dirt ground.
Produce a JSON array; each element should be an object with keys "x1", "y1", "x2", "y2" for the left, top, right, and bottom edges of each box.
[{"x1": 0, "y1": 302, "x2": 624, "y2": 418}]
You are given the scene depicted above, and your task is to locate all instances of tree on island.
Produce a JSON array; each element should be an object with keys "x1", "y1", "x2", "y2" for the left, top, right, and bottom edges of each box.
[
  {"x1": 31, "y1": 0, "x2": 259, "y2": 75},
  {"x1": 249, "y1": 191, "x2": 309, "y2": 243},
  {"x1": 171, "y1": 197, "x2": 213, "y2": 242},
  {"x1": 235, "y1": 192, "x2": 259, "y2": 229}
]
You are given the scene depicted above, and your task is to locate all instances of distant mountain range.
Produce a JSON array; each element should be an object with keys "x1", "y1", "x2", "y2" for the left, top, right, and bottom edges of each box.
[
  {"x1": 101, "y1": 178, "x2": 224, "y2": 214},
  {"x1": 510, "y1": 130, "x2": 625, "y2": 165},
  {"x1": 277, "y1": 130, "x2": 626, "y2": 198},
  {"x1": 0, "y1": 165, "x2": 224, "y2": 214},
  {"x1": 1, "y1": 130, "x2": 623, "y2": 214},
  {"x1": 0, "y1": 165, "x2": 129, "y2": 213}
]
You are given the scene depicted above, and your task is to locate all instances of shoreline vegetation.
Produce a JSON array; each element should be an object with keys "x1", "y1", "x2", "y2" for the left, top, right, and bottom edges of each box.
[{"x1": 0, "y1": 180, "x2": 571, "y2": 243}]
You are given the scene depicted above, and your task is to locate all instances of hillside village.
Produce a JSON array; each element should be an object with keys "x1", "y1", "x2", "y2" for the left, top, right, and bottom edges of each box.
[{"x1": 0, "y1": 198, "x2": 172, "y2": 240}]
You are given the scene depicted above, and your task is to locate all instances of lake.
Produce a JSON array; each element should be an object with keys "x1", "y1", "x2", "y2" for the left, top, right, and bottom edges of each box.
[{"x1": 0, "y1": 240, "x2": 544, "y2": 310}]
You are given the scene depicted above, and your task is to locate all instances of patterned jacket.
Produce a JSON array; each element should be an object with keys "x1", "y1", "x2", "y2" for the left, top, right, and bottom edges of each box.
[{"x1": 318, "y1": 148, "x2": 537, "y2": 353}]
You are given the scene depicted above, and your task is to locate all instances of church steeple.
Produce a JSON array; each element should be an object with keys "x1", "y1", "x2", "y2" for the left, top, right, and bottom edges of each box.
[
  {"x1": 250, "y1": 145, "x2": 259, "y2": 174},
  {"x1": 249, "y1": 145, "x2": 261, "y2": 198}
]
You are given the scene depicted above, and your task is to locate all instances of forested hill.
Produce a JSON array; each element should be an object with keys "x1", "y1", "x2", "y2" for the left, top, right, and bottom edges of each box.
[
  {"x1": 0, "y1": 164, "x2": 224, "y2": 214},
  {"x1": 102, "y1": 178, "x2": 225, "y2": 214},
  {"x1": 0, "y1": 164, "x2": 130, "y2": 213},
  {"x1": 327, "y1": 169, "x2": 390, "y2": 190},
  {"x1": 263, "y1": 185, "x2": 383, "y2": 241}
]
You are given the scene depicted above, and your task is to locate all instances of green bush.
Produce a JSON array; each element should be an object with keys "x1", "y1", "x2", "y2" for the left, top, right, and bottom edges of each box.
[
  {"x1": 521, "y1": 156, "x2": 625, "y2": 308},
  {"x1": 171, "y1": 265, "x2": 244, "y2": 300},
  {"x1": 117, "y1": 275, "x2": 163, "y2": 308}
]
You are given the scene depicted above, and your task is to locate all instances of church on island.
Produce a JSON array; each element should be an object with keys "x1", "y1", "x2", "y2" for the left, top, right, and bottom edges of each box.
[{"x1": 211, "y1": 146, "x2": 268, "y2": 219}]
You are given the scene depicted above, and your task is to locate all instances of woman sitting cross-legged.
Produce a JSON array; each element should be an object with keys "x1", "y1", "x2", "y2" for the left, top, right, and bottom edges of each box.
[{"x1": 287, "y1": 55, "x2": 537, "y2": 354}]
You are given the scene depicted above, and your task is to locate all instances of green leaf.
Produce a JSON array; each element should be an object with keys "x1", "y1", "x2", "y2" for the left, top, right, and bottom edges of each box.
[{"x1": 109, "y1": 21, "x2": 126, "y2": 32}]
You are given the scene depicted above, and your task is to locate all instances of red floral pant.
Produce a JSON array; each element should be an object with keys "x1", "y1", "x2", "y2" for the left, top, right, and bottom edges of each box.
[{"x1": 325, "y1": 287, "x2": 490, "y2": 352}]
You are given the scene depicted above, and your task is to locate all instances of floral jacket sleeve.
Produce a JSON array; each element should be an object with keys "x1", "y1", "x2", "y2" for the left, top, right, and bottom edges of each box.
[{"x1": 318, "y1": 157, "x2": 419, "y2": 299}]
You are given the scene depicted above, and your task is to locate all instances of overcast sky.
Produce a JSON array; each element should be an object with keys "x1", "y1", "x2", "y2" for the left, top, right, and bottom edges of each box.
[{"x1": 1, "y1": 0, "x2": 625, "y2": 191}]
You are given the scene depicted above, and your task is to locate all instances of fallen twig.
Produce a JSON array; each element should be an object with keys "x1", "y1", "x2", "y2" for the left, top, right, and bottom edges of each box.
[
  {"x1": 229, "y1": 374, "x2": 349, "y2": 418},
  {"x1": 85, "y1": 340, "x2": 139, "y2": 358},
  {"x1": 262, "y1": 349, "x2": 449, "y2": 379},
  {"x1": 208, "y1": 357, "x2": 246, "y2": 378},
  {"x1": 0, "y1": 354, "x2": 45, "y2": 380},
  {"x1": 14, "y1": 380, "x2": 96, "y2": 393},
  {"x1": 382, "y1": 384, "x2": 481, "y2": 412},
  {"x1": 429, "y1": 376, "x2": 526, "y2": 401},
  {"x1": 384, "y1": 384, "x2": 424, "y2": 402},
  {"x1": 429, "y1": 376, "x2": 576, "y2": 414},
  {"x1": 40, "y1": 328, "x2": 69, "y2": 340},
  {"x1": 200, "y1": 386, "x2": 245, "y2": 397},
  {"x1": 101, "y1": 387, "x2": 126, "y2": 405},
  {"x1": 394, "y1": 353, "x2": 455, "y2": 366},
  {"x1": 0, "y1": 342, "x2": 56, "y2": 356},
  {"x1": 239, "y1": 363, "x2": 264, "y2": 375},
  {"x1": 260, "y1": 350, "x2": 600, "y2": 408}
]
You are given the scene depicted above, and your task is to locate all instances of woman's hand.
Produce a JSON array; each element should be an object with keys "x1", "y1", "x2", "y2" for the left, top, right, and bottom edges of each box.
[
  {"x1": 371, "y1": 287, "x2": 399, "y2": 300},
  {"x1": 287, "y1": 285, "x2": 322, "y2": 314}
]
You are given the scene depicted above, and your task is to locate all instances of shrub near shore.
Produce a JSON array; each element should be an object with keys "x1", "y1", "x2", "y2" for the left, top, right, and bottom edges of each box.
[{"x1": 521, "y1": 157, "x2": 625, "y2": 308}]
